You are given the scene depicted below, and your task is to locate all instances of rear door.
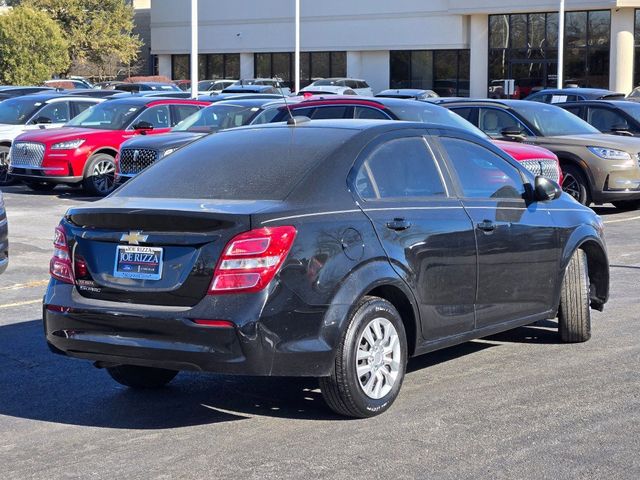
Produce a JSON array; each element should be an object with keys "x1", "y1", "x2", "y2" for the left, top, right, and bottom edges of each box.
[
  {"x1": 436, "y1": 135, "x2": 560, "y2": 327},
  {"x1": 351, "y1": 130, "x2": 477, "y2": 341}
]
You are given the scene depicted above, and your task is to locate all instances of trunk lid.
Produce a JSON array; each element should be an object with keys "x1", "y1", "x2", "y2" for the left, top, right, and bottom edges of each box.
[{"x1": 64, "y1": 197, "x2": 279, "y2": 306}]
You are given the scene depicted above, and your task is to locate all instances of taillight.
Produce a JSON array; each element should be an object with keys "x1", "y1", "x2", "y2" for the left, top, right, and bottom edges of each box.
[
  {"x1": 209, "y1": 226, "x2": 297, "y2": 294},
  {"x1": 50, "y1": 225, "x2": 74, "y2": 284}
]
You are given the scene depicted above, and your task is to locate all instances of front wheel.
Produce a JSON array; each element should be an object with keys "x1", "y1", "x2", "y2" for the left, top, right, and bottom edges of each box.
[
  {"x1": 320, "y1": 296, "x2": 407, "y2": 418},
  {"x1": 561, "y1": 165, "x2": 590, "y2": 206},
  {"x1": 83, "y1": 153, "x2": 117, "y2": 196},
  {"x1": 558, "y1": 249, "x2": 591, "y2": 343},
  {"x1": 106, "y1": 365, "x2": 178, "y2": 389},
  {"x1": 0, "y1": 145, "x2": 17, "y2": 186}
]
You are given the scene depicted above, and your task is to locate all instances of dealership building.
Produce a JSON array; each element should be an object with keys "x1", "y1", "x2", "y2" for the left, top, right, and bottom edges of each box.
[{"x1": 150, "y1": 0, "x2": 640, "y2": 96}]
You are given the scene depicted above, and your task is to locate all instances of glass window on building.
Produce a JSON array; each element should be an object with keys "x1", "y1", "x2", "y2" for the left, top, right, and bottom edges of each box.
[
  {"x1": 172, "y1": 53, "x2": 240, "y2": 80},
  {"x1": 254, "y1": 52, "x2": 346, "y2": 89},
  {"x1": 389, "y1": 50, "x2": 469, "y2": 96},
  {"x1": 488, "y1": 10, "x2": 610, "y2": 98}
]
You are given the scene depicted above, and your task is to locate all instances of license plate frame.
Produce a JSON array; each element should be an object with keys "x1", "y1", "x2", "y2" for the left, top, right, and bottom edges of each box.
[{"x1": 113, "y1": 245, "x2": 163, "y2": 281}]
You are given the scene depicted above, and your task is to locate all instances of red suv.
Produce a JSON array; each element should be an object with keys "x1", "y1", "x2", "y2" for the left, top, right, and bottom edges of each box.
[
  {"x1": 258, "y1": 96, "x2": 562, "y2": 184},
  {"x1": 9, "y1": 97, "x2": 208, "y2": 195}
]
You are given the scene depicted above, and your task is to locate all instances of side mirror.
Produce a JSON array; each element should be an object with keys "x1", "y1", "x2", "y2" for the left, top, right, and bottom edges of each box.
[
  {"x1": 133, "y1": 121, "x2": 154, "y2": 132},
  {"x1": 534, "y1": 176, "x2": 562, "y2": 201},
  {"x1": 610, "y1": 123, "x2": 633, "y2": 136},
  {"x1": 501, "y1": 126, "x2": 525, "y2": 141},
  {"x1": 34, "y1": 116, "x2": 52, "y2": 125}
]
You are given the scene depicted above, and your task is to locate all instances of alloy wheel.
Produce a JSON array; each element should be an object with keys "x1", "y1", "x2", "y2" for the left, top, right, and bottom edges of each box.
[
  {"x1": 356, "y1": 317, "x2": 401, "y2": 399},
  {"x1": 91, "y1": 159, "x2": 116, "y2": 194},
  {"x1": 0, "y1": 147, "x2": 12, "y2": 185},
  {"x1": 562, "y1": 173, "x2": 581, "y2": 202}
]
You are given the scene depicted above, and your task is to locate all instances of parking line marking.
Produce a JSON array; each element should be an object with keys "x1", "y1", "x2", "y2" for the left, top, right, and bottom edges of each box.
[
  {"x1": 0, "y1": 279, "x2": 49, "y2": 292},
  {"x1": 0, "y1": 299, "x2": 41, "y2": 309},
  {"x1": 603, "y1": 215, "x2": 640, "y2": 225}
]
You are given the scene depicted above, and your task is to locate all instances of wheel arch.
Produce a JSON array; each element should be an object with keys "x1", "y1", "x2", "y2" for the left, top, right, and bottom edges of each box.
[
  {"x1": 556, "y1": 151, "x2": 596, "y2": 195},
  {"x1": 82, "y1": 147, "x2": 118, "y2": 177},
  {"x1": 321, "y1": 260, "x2": 421, "y2": 358},
  {"x1": 556, "y1": 229, "x2": 609, "y2": 312}
]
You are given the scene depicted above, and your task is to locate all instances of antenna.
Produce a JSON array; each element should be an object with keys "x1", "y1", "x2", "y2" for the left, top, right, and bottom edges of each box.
[{"x1": 276, "y1": 79, "x2": 296, "y2": 124}]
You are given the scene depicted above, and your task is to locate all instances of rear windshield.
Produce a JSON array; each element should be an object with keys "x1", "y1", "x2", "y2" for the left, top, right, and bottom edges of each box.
[{"x1": 114, "y1": 126, "x2": 355, "y2": 200}]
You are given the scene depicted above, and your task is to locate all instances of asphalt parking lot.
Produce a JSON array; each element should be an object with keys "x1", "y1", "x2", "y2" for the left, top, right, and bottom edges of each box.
[{"x1": 0, "y1": 184, "x2": 639, "y2": 480}]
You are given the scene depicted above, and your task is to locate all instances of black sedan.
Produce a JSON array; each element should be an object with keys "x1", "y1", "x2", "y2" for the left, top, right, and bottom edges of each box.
[
  {"x1": 44, "y1": 120, "x2": 609, "y2": 418},
  {"x1": 526, "y1": 88, "x2": 625, "y2": 104},
  {"x1": 557, "y1": 100, "x2": 640, "y2": 136},
  {"x1": 0, "y1": 189, "x2": 6, "y2": 274},
  {"x1": 117, "y1": 98, "x2": 283, "y2": 179}
]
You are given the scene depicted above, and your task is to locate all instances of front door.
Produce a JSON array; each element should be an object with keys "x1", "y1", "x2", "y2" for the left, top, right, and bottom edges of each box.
[
  {"x1": 437, "y1": 135, "x2": 560, "y2": 327},
  {"x1": 351, "y1": 131, "x2": 477, "y2": 341}
]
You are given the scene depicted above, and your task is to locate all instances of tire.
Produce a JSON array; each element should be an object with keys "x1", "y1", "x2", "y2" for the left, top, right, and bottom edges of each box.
[
  {"x1": 558, "y1": 249, "x2": 591, "y2": 343},
  {"x1": 83, "y1": 153, "x2": 117, "y2": 196},
  {"x1": 106, "y1": 365, "x2": 178, "y2": 389},
  {"x1": 23, "y1": 181, "x2": 56, "y2": 192},
  {"x1": 320, "y1": 296, "x2": 408, "y2": 418},
  {"x1": 0, "y1": 144, "x2": 17, "y2": 186},
  {"x1": 611, "y1": 200, "x2": 640, "y2": 211},
  {"x1": 561, "y1": 164, "x2": 591, "y2": 206}
]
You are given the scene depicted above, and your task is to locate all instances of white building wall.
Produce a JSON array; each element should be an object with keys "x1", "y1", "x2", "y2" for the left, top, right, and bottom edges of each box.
[{"x1": 347, "y1": 51, "x2": 390, "y2": 94}]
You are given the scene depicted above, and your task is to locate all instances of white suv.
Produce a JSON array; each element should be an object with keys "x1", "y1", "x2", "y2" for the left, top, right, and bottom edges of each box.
[
  {"x1": 303, "y1": 78, "x2": 374, "y2": 96},
  {"x1": 0, "y1": 93, "x2": 102, "y2": 185}
]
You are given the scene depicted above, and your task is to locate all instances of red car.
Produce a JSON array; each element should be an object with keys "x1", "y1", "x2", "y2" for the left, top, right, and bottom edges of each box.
[
  {"x1": 262, "y1": 96, "x2": 562, "y2": 184},
  {"x1": 9, "y1": 97, "x2": 208, "y2": 195}
]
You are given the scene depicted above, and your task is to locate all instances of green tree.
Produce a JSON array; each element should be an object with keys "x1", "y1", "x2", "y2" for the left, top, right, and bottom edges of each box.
[
  {"x1": 0, "y1": 6, "x2": 69, "y2": 84},
  {"x1": 22, "y1": 0, "x2": 141, "y2": 74}
]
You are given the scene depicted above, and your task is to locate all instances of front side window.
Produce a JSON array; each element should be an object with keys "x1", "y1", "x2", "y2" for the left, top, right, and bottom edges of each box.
[
  {"x1": 33, "y1": 102, "x2": 70, "y2": 124},
  {"x1": 587, "y1": 107, "x2": 631, "y2": 132},
  {"x1": 172, "y1": 105, "x2": 201, "y2": 125},
  {"x1": 133, "y1": 105, "x2": 170, "y2": 129},
  {"x1": 439, "y1": 137, "x2": 525, "y2": 199},
  {"x1": 478, "y1": 108, "x2": 527, "y2": 136},
  {"x1": 355, "y1": 137, "x2": 446, "y2": 200},
  {"x1": 66, "y1": 102, "x2": 144, "y2": 130}
]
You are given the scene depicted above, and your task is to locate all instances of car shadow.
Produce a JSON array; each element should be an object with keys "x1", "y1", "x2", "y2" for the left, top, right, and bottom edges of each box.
[
  {"x1": 591, "y1": 205, "x2": 629, "y2": 216},
  {"x1": 1, "y1": 184, "x2": 97, "y2": 202},
  {"x1": 0, "y1": 318, "x2": 559, "y2": 428}
]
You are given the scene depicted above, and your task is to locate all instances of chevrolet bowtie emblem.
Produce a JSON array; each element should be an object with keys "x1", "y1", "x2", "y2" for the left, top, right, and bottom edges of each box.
[{"x1": 121, "y1": 231, "x2": 149, "y2": 245}]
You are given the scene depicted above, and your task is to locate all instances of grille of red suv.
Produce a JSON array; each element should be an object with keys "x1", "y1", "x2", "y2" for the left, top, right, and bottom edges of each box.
[
  {"x1": 10, "y1": 142, "x2": 45, "y2": 168},
  {"x1": 520, "y1": 159, "x2": 560, "y2": 182}
]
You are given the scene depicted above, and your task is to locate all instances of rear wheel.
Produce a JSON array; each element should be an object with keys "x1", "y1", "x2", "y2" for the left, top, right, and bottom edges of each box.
[
  {"x1": 561, "y1": 164, "x2": 590, "y2": 206},
  {"x1": 558, "y1": 249, "x2": 591, "y2": 343},
  {"x1": 83, "y1": 153, "x2": 116, "y2": 196},
  {"x1": 611, "y1": 200, "x2": 640, "y2": 211},
  {"x1": 0, "y1": 145, "x2": 16, "y2": 186},
  {"x1": 106, "y1": 365, "x2": 178, "y2": 389},
  {"x1": 320, "y1": 296, "x2": 407, "y2": 418},
  {"x1": 23, "y1": 181, "x2": 56, "y2": 192}
]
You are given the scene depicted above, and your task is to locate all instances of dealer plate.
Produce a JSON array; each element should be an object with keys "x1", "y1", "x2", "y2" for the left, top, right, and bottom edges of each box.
[{"x1": 113, "y1": 245, "x2": 163, "y2": 280}]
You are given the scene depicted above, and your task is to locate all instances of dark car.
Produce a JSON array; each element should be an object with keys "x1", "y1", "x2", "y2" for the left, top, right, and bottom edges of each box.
[
  {"x1": 117, "y1": 98, "x2": 281, "y2": 179},
  {"x1": 108, "y1": 91, "x2": 193, "y2": 100},
  {"x1": 57, "y1": 89, "x2": 126, "y2": 98},
  {"x1": 0, "y1": 189, "x2": 7, "y2": 274},
  {"x1": 197, "y1": 93, "x2": 283, "y2": 103},
  {"x1": 117, "y1": 82, "x2": 181, "y2": 93},
  {"x1": 44, "y1": 119, "x2": 609, "y2": 418},
  {"x1": 0, "y1": 86, "x2": 53, "y2": 101},
  {"x1": 557, "y1": 100, "x2": 640, "y2": 136},
  {"x1": 433, "y1": 98, "x2": 640, "y2": 209},
  {"x1": 526, "y1": 88, "x2": 625, "y2": 104}
]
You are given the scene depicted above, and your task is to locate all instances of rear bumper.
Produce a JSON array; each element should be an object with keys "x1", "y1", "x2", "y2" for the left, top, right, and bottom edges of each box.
[{"x1": 43, "y1": 283, "x2": 335, "y2": 377}]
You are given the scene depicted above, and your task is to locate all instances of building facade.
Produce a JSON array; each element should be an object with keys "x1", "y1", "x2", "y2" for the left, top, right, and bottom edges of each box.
[{"x1": 150, "y1": 0, "x2": 640, "y2": 96}]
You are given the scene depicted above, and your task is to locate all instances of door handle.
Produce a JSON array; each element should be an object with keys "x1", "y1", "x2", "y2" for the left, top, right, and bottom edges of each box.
[
  {"x1": 477, "y1": 219, "x2": 496, "y2": 232},
  {"x1": 386, "y1": 218, "x2": 412, "y2": 231}
]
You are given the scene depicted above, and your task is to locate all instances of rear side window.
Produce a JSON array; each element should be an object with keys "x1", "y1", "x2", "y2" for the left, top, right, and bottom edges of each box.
[
  {"x1": 115, "y1": 127, "x2": 355, "y2": 200},
  {"x1": 355, "y1": 137, "x2": 446, "y2": 200},
  {"x1": 311, "y1": 106, "x2": 350, "y2": 119},
  {"x1": 72, "y1": 101, "x2": 98, "y2": 116},
  {"x1": 354, "y1": 107, "x2": 390, "y2": 120},
  {"x1": 478, "y1": 108, "x2": 526, "y2": 136},
  {"x1": 439, "y1": 137, "x2": 525, "y2": 199},
  {"x1": 134, "y1": 105, "x2": 170, "y2": 128}
]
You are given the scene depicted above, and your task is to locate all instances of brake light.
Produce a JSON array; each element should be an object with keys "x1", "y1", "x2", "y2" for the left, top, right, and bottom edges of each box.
[
  {"x1": 209, "y1": 226, "x2": 297, "y2": 294},
  {"x1": 50, "y1": 225, "x2": 74, "y2": 284}
]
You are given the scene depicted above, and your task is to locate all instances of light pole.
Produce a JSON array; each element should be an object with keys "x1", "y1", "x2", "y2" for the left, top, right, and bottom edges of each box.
[
  {"x1": 557, "y1": 0, "x2": 565, "y2": 89},
  {"x1": 294, "y1": 0, "x2": 300, "y2": 93},
  {"x1": 191, "y1": 0, "x2": 199, "y2": 98}
]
